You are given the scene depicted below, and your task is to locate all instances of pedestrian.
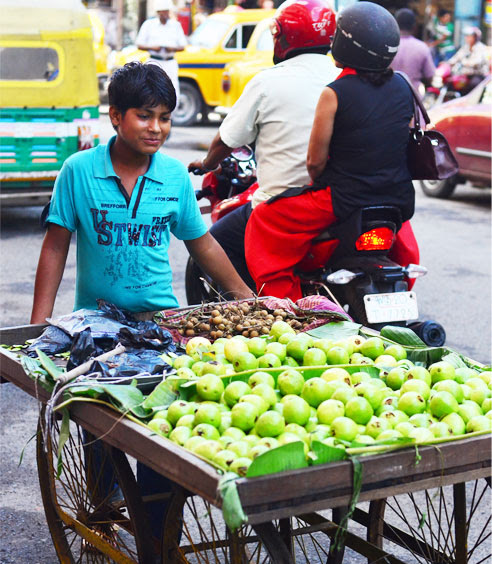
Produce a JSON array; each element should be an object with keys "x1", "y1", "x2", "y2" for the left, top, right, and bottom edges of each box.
[
  {"x1": 136, "y1": 0, "x2": 187, "y2": 102},
  {"x1": 391, "y1": 8, "x2": 436, "y2": 91},
  {"x1": 448, "y1": 26, "x2": 490, "y2": 93},
  {"x1": 30, "y1": 62, "x2": 253, "y2": 551},
  {"x1": 188, "y1": 0, "x2": 339, "y2": 290},
  {"x1": 430, "y1": 9, "x2": 455, "y2": 64}
]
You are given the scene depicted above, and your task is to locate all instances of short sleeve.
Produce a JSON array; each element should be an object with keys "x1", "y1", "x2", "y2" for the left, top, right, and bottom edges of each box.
[
  {"x1": 171, "y1": 172, "x2": 208, "y2": 241},
  {"x1": 136, "y1": 19, "x2": 151, "y2": 45},
  {"x1": 422, "y1": 49, "x2": 436, "y2": 80},
  {"x1": 46, "y1": 161, "x2": 77, "y2": 232},
  {"x1": 219, "y1": 76, "x2": 263, "y2": 148},
  {"x1": 174, "y1": 21, "x2": 188, "y2": 48}
]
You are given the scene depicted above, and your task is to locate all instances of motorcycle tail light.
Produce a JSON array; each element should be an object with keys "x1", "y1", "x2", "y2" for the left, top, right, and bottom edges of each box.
[
  {"x1": 404, "y1": 263, "x2": 428, "y2": 279},
  {"x1": 222, "y1": 72, "x2": 231, "y2": 93},
  {"x1": 355, "y1": 227, "x2": 395, "y2": 251}
]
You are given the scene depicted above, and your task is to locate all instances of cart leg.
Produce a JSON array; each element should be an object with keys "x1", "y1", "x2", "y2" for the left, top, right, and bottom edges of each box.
[
  {"x1": 367, "y1": 498, "x2": 386, "y2": 560},
  {"x1": 279, "y1": 518, "x2": 293, "y2": 555},
  {"x1": 252, "y1": 522, "x2": 295, "y2": 564},
  {"x1": 326, "y1": 506, "x2": 348, "y2": 564},
  {"x1": 453, "y1": 483, "x2": 467, "y2": 564}
]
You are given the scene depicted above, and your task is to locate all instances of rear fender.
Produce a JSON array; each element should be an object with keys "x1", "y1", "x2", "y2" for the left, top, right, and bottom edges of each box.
[{"x1": 211, "y1": 181, "x2": 258, "y2": 223}]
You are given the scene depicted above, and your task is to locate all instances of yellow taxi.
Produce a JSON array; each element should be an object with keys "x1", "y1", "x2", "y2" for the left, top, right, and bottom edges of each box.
[
  {"x1": 107, "y1": 8, "x2": 274, "y2": 125},
  {"x1": 174, "y1": 8, "x2": 275, "y2": 125},
  {"x1": 216, "y1": 16, "x2": 274, "y2": 116},
  {"x1": 217, "y1": 18, "x2": 335, "y2": 116}
]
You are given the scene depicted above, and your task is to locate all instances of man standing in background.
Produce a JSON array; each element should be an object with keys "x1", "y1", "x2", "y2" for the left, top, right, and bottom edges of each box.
[
  {"x1": 430, "y1": 9, "x2": 456, "y2": 63},
  {"x1": 391, "y1": 8, "x2": 436, "y2": 91},
  {"x1": 137, "y1": 0, "x2": 187, "y2": 102}
]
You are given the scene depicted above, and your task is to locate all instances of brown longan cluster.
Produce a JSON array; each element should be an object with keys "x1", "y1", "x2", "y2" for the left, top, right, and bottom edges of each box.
[{"x1": 161, "y1": 301, "x2": 311, "y2": 340}]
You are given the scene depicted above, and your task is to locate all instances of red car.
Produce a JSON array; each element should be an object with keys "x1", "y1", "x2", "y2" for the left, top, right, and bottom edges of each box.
[{"x1": 418, "y1": 75, "x2": 491, "y2": 198}]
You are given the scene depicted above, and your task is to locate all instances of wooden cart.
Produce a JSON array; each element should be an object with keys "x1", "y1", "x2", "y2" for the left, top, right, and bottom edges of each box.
[{"x1": 1, "y1": 323, "x2": 491, "y2": 564}]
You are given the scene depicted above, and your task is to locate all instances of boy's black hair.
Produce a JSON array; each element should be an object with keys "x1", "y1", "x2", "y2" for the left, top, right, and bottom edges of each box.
[
  {"x1": 108, "y1": 62, "x2": 177, "y2": 114},
  {"x1": 437, "y1": 9, "x2": 451, "y2": 19},
  {"x1": 395, "y1": 8, "x2": 416, "y2": 32}
]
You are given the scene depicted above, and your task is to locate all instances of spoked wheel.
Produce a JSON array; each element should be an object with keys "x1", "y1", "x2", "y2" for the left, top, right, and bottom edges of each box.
[
  {"x1": 366, "y1": 479, "x2": 492, "y2": 564},
  {"x1": 36, "y1": 409, "x2": 154, "y2": 563},
  {"x1": 161, "y1": 486, "x2": 348, "y2": 563}
]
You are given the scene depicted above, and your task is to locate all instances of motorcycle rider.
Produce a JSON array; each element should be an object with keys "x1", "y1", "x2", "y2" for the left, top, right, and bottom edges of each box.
[
  {"x1": 245, "y1": 1, "x2": 419, "y2": 301},
  {"x1": 448, "y1": 27, "x2": 490, "y2": 94},
  {"x1": 188, "y1": 0, "x2": 339, "y2": 290}
]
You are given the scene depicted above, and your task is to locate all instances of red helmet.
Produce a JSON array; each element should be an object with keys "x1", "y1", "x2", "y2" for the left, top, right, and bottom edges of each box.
[{"x1": 271, "y1": 0, "x2": 336, "y2": 62}]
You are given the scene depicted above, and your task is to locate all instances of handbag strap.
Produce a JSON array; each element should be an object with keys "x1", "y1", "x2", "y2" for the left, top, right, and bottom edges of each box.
[{"x1": 395, "y1": 71, "x2": 430, "y2": 129}]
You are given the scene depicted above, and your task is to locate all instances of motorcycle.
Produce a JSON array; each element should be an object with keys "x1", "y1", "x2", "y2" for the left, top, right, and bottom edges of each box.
[
  {"x1": 424, "y1": 62, "x2": 471, "y2": 108},
  {"x1": 186, "y1": 146, "x2": 446, "y2": 346}
]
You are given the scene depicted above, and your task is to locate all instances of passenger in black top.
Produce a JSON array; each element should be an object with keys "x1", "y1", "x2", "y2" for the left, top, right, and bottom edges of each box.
[{"x1": 245, "y1": 1, "x2": 420, "y2": 301}]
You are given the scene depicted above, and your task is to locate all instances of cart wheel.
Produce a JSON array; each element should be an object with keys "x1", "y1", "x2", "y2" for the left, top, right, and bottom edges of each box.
[
  {"x1": 161, "y1": 486, "x2": 348, "y2": 563},
  {"x1": 36, "y1": 410, "x2": 154, "y2": 563},
  {"x1": 368, "y1": 479, "x2": 491, "y2": 564}
]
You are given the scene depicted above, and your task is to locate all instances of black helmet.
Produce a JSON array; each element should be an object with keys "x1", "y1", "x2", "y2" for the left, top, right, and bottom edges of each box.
[{"x1": 331, "y1": 2, "x2": 400, "y2": 72}]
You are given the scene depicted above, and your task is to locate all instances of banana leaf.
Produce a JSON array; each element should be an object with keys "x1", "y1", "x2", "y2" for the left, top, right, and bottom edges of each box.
[
  {"x1": 20, "y1": 356, "x2": 53, "y2": 392},
  {"x1": 67, "y1": 384, "x2": 105, "y2": 398},
  {"x1": 36, "y1": 349, "x2": 64, "y2": 380},
  {"x1": 246, "y1": 442, "x2": 308, "y2": 478},
  {"x1": 307, "y1": 321, "x2": 362, "y2": 340},
  {"x1": 142, "y1": 379, "x2": 177, "y2": 410},
  {"x1": 217, "y1": 472, "x2": 248, "y2": 532},
  {"x1": 98, "y1": 383, "x2": 152, "y2": 419},
  {"x1": 310, "y1": 440, "x2": 348, "y2": 465},
  {"x1": 380, "y1": 325, "x2": 426, "y2": 346}
]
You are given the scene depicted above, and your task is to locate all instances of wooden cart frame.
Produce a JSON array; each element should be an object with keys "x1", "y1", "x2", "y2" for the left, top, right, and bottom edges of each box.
[{"x1": 1, "y1": 323, "x2": 491, "y2": 564}]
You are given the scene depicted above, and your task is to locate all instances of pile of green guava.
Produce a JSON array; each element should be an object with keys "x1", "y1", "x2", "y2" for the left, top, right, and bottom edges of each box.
[{"x1": 146, "y1": 321, "x2": 492, "y2": 476}]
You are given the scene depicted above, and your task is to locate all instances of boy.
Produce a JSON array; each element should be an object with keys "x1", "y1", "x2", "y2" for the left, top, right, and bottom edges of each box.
[
  {"x1": 30, "y1": 62, "x2": 252, "y2": 549},
  {"x1": 31, "y1": 62, "x2": 252, "y2": 324}
]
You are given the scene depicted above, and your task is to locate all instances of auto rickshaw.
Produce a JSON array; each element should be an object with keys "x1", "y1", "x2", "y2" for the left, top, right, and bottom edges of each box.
[{"x1": 0, "y1": 0, "x2": 100, "y2": 206}]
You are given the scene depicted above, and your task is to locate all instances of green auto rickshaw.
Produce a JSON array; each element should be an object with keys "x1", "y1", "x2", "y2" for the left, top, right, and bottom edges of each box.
[{"x1": 0, "y1": 0, "x2": 100, "y2": 206}]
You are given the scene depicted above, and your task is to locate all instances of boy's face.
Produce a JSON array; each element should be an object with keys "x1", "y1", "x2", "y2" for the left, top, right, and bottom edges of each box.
[{"x1": 109, "y1": 104, "x2": 172, "y2": 155}]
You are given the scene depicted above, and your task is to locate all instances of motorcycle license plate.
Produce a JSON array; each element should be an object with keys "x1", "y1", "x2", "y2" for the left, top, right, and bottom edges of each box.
[{"x1": 363, "y1": 291, "x2": 418, "y2": 324}]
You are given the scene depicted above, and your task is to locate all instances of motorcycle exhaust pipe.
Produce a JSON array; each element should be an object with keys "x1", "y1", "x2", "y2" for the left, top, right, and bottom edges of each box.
[{"x1": 407, "y1": 320, "x2": 446, "y2": 347}]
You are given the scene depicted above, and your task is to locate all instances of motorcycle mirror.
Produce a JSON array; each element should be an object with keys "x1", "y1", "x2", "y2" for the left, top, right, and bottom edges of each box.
[{"x1": 231, "y1": 145, "x2": 254, "y2": 162}]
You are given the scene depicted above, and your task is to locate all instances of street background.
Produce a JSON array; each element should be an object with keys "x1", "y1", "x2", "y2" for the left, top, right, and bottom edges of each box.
[{"x1": 0, "y1": 114, "x2": 491, "y2": 562}]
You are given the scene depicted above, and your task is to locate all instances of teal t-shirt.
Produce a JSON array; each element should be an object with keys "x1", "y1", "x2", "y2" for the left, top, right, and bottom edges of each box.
[{"x1": 47, "y1": 137, "x2": 208, "y2": 312}]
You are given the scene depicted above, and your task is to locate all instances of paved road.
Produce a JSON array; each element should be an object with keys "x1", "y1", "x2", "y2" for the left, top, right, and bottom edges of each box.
[{"x1": 0, "y1": 115, "x2": 490, "y2": 563}]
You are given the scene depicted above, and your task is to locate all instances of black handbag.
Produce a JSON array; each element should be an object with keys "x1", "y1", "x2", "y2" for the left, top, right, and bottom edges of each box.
[{"x1": 396, "y1": 71, "x2": 459, "y2": 181}]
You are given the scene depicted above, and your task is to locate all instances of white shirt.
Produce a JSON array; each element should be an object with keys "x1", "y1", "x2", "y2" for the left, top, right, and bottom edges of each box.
[
  {"x1": 219, "y1": 54, "x2": 340, "y2": 208},
  {"x1": 136, "y1": 17, "x2": 187, "y2": 59}
]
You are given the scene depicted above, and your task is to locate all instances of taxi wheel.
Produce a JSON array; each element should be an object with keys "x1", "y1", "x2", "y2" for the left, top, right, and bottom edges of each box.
[
  {"x1": 419, "y1": 177, "x2": 457, "y2": 199},
  {"x1": 174, "y1": 82, "x2": 202, "y2": 126}
]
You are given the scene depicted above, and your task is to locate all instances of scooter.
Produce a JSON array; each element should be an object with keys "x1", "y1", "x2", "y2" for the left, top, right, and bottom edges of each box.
[
  {"x1": 424, "y1": 62, "x2": 471, "y2": 108},
  {"x1": 186, "y1": 146, "x2": 446, "y2": 346}
]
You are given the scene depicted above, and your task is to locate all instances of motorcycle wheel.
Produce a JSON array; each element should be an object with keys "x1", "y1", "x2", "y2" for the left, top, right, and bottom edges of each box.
[
  {"x1": 419, "y1": 177, "x2": 457, "y2": 199},
  {"x1": 185, "y1": 257, "x2": 218, "y2": 305}
]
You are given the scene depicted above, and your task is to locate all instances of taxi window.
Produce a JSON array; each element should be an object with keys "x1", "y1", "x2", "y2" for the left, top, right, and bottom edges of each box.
[
  {"x1": 189, "y1": 19, "x2": 230, "y2": 48},
  {"x1": 256, "y1": 28, "x2": 274, "y2": 51},
  {"x1": 224, "y1": 24, "x2": 256, "y2": 50},
  {"x1": 0, "y1": 47, "x2": 59, "y2": 81}
]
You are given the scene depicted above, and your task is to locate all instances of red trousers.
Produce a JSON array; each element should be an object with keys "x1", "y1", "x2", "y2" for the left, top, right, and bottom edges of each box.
[{"x1": 245, "y1": 187, "x2": 419, "y2": 301}]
